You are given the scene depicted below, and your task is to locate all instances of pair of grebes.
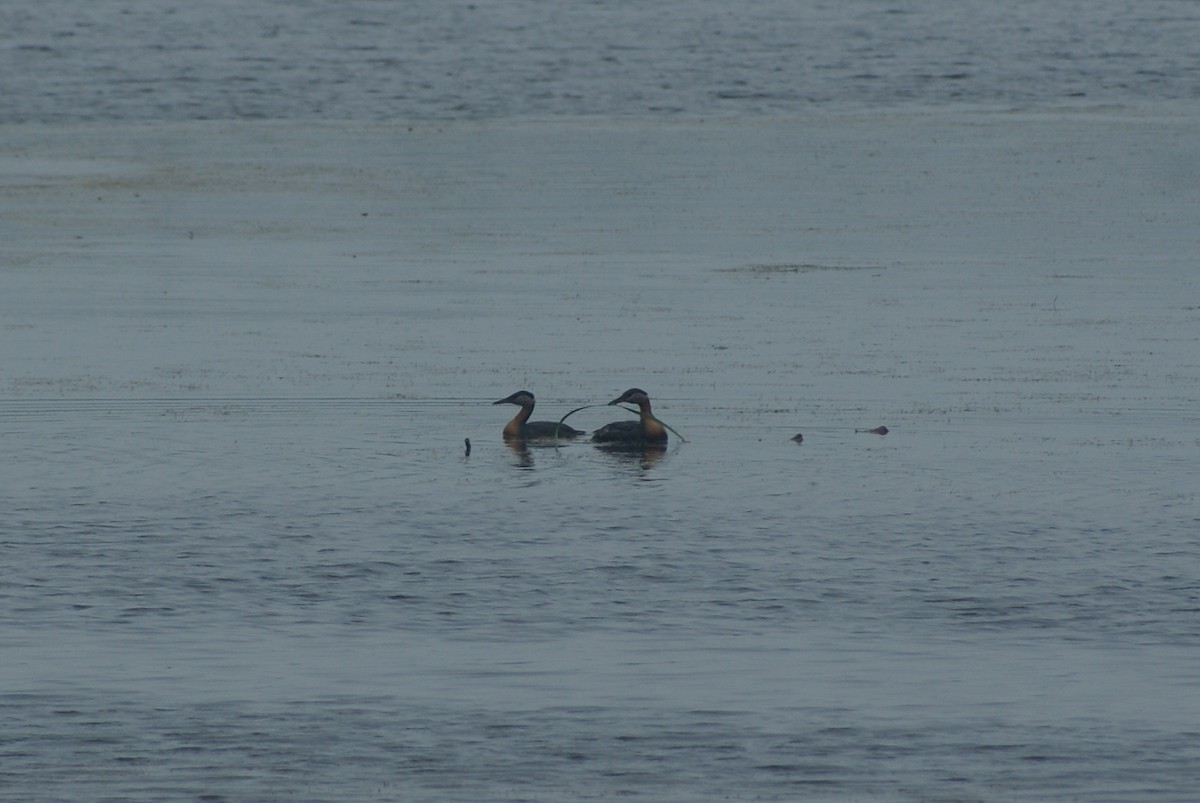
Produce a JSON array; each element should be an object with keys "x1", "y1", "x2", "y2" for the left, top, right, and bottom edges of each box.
[{"x1": 494, "y1": 388, "x2": 668, "y2": 445}]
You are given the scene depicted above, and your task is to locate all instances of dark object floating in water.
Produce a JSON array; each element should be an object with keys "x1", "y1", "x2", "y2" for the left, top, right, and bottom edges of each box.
[
  {"x1": 464, "y1": 437, "x2": 471, "y2": 456},
  {"x1": 493, "y1": 390, "x2": 586, "y2": 441},
  {"x1": 791, "y1": 433, "x2": 804, "y2": 443},
  {"x1": 856, "y1": 426, "x2": 889, "y2": 435},
  {"x1": 592, "y1": 388, "x2": 669, "y2": 445},
  {"x1": 721, "y1": 263, "x2": 883, "y2": 274}
]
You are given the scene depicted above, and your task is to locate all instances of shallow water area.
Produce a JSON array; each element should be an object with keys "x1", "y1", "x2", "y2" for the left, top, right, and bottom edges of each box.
[{"x1": 2, "y1": 113, "x2": 1199, "y2": 800}]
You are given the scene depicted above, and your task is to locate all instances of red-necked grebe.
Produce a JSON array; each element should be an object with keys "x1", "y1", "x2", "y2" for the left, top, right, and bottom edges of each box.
[
  {"x1": 493, "y1": 390, "x2": 585, "y2": 441},
  {"x1": 590, "y1": 388, "x2": 668, "y2": 445}
]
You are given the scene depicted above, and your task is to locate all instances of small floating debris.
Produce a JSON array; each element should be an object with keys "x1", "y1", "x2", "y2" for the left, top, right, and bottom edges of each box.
[
  {"x1": 791, "y1": 433, "x2": 804, "y2": 443},
  {"x1": 464, "y1": 437, "x2": 472, "y2": 456},
  {"x1": 856, "y1": 426, "x2": 889, "y2": 435}
]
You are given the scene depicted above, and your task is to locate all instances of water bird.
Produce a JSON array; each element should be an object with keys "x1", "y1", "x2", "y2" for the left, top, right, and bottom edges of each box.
[
  {"x1": 857, "y1": 425, "x2": 889, "y2": 435},
  {"x1": 791, "y1": 433, "x2": 804, "y2": 443},
  {"x1": 493, "y1": 390, "x2": 585, "y2": 441},
  {"x1": 591, "y1": 388, "x2": 669, "y2": 445}
]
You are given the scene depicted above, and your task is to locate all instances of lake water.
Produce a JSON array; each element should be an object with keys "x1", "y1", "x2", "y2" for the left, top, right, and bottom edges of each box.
[
  {"x1": 3, "y1": 2, "x2": 1200, "y2": 801},
  {"x1": 3, "y1": 0, "x2": 1199, "y2": 123}
]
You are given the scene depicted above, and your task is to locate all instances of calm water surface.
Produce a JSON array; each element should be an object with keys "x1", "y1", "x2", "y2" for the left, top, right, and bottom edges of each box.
[
  {"x1": 2, "y1": 1, "x2": 1200, "y2": 798},
  {"x1": 3, "y1": 381, "x2": 1198, "y2": 800},
  {"x1": 4, "y1": 205, "x2": 1198, "y2": 798}
]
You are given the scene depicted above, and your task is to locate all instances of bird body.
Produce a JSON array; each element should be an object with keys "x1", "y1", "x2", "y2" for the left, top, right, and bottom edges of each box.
[
  {"x1": 493, "y1": 390, "x2": 585, "y2": 441},
  {"x1": 591, "y1": 388, "x2": 668, "y2": 445}
]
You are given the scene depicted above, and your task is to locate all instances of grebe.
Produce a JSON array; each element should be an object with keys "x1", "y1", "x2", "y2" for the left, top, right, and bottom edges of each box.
[
  {"x1": 590, "y1": 388, "x2": 668, "y2": 445},
  {"x1": 493, "y1": 390, "x2": 585, "y2": 441}
]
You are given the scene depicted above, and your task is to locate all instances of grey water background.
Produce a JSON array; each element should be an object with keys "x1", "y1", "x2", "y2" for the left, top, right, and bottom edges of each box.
[
  {"x1": 3, "y1": 1, "x2": 1200, "y2": 801},
  {"x1": 4, "y1": 0, "x2": 1200, "y2": 122}
]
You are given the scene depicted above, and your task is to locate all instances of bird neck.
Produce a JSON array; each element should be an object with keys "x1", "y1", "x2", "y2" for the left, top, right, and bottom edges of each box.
[{"x1": 503, "y1": 403, "x2": 533, "y2": 437}]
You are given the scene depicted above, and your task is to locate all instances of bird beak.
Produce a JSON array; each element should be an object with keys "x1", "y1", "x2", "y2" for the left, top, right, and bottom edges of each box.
[{"x1": 607, "y1": 395, "x2": 625, "y2": 405}]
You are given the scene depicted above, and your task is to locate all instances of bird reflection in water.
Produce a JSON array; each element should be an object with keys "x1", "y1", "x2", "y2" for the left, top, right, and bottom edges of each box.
[
  {"x1": 594, "y1": 439, "x2": 667, "y2": 470},
  {"x1": 502, "y1": 437, "x2": 536, "y2": 468}
]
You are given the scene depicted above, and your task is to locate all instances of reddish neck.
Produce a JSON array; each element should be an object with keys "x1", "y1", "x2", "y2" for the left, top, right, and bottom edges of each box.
[{"x1": 503, "y1": 402, "x2": 533, "y2": 437}]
